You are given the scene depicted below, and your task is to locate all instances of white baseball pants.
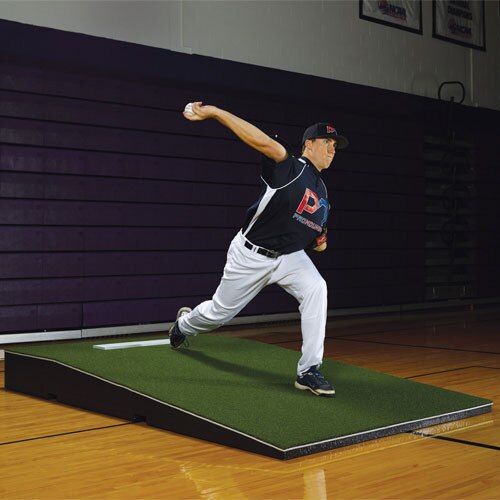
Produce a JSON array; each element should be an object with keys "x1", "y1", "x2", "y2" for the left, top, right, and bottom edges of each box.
[{"x1": 178, "y1": 231, "x2": 327, "y2": 375}]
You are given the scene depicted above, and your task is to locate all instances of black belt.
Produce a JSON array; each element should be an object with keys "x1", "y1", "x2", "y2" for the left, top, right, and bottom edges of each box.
[{"x1": 244, "y1": 240, "x2": 281, "y2": 259}]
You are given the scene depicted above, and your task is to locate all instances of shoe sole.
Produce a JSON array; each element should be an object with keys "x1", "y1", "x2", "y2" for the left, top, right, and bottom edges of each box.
[
  {"x1": 169, "y1": 307, "x2": 192, "y2": 349},
  {"x1": 176, "y1": 307, "x2": 192, "y2": 319},
  {"x1": 169, "y1": 307, "x2": 192, "y2": 334},
  {"x1": 294, "y1": 380, "x2": 335, "y2": 397}
]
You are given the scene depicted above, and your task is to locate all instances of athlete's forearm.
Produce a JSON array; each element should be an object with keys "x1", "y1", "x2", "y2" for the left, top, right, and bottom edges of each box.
[
  {"x1": 213, "y1": 108, "x2": 267, "y2": 147},
  {"x1": 184, "y1": 102, "x2": 287, "y2": 162},
  {"x1": 213, "y1": 108, "x2": 287, "y2": 162}
]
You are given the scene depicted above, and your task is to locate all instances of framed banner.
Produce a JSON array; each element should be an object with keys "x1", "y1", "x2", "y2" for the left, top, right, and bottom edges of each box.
[
  {"x1": 359, "y1": 1, "x2": 423, "y2": 34},
  {"x1": 433, "y1": 0, "x2": 486, "y2": 50}
]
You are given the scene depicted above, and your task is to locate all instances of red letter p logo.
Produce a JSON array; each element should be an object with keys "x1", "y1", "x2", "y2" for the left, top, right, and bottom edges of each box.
[{"x1": 297, "y1": 188, "x2": 319, "y2": 215}]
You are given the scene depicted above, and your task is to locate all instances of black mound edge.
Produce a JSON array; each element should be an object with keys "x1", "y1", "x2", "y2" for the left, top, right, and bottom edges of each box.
[{"x1": 4, "y1": 352, "x2": 493, "y2": 460}]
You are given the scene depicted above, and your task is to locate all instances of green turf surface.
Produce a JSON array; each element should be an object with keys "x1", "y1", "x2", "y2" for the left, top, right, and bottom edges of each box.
[{"x1": 7, "y1": 335, "x2": 492, "y2": 449}]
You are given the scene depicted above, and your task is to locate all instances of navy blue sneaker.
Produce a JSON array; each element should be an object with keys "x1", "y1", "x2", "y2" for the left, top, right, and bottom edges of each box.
[
  {"x1": 294, "y1": 365, "x2": 335, "y2": 397},
  {"x1": 169, "y1": 307, "x2": 192, "y2": 349}
]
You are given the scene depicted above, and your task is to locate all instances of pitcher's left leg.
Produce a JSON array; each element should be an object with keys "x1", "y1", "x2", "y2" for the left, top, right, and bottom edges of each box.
[
  {"x1": 296, "y1": 276, "x2": 327, "y2": 374},
  {"x1": 271, "y1": 251, "x2": 328, "y2": 374}
]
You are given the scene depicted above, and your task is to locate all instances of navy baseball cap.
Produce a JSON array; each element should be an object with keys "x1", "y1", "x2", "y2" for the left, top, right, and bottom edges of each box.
[{"x1": 302, "y1": 123, "x2": 349, "y2": 149}]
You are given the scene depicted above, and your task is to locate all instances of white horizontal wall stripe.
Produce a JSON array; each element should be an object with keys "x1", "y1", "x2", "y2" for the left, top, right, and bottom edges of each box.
[{"x1": 1, "y1": 296, "x2": 499, "y2": 357}]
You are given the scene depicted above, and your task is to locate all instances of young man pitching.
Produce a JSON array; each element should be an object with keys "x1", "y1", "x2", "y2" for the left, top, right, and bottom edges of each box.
[{"x1": 169, "y1": 102, "x2": 348, "y2": 397}]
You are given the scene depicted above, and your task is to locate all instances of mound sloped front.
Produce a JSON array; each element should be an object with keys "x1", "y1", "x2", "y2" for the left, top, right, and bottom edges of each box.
[{"x1": 5, "y1": 335, "x2": 492, "y2": 459}]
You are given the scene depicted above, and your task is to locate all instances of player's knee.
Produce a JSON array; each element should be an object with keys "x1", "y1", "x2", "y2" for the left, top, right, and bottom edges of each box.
[
  {"x1": 304, "y1": 277, "x2": 327, "y2": 300},
  {"x1": 211, "y1": 300, "x2": 238, "y2": 323},
  {"x1": 317, "y1": 277, "x2": 327, "y2": 298}
]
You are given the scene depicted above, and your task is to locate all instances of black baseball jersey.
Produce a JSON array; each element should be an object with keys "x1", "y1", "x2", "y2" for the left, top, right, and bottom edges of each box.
[{"x1": 241, "y1": 152, "x2": 330, "y2": 254}]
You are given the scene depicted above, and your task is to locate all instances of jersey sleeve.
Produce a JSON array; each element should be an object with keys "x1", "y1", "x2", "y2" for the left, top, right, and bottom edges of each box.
[{"x1": 260, "y1": 136, "x2": 302, "y2": 188}]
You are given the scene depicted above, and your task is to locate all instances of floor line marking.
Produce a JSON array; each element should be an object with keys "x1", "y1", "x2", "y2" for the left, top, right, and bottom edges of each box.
[
  {"x1": 328, "y1": 314, "x2": 500, "y2": 340},
  {"x1": 333, "y1": 337, "x2": 500, "y2": 355},
  {"x1": 409, "y1": 430, "x2": 500, "y2": 451},
  {"x1": 268, "y1": 336, "x2": 500, "y2": 356},
  {"x1": 405, "y1": 366, "x2": 500, "y2": 379},
  {"x1": 0, "y1": 419, "x2": 144, "y2": 447}
]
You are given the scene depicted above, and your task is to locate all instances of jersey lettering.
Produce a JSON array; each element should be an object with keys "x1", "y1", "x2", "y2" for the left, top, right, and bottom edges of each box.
[
  {"x1": 296, "y1": 188, "x2": 329, "y2": 226},
  {"x1": 297, "y1": 188, "x2": 319, "y2": 215}
]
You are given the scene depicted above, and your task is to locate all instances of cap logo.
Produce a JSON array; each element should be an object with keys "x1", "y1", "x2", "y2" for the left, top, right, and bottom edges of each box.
[{"x1": 326, "y1": 125, "x2": 336, "y2": 134}]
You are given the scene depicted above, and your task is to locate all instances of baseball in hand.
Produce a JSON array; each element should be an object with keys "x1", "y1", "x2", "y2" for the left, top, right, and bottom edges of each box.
[{"x1": 184, "y1": 102, "x2": 194, "y2": 115}]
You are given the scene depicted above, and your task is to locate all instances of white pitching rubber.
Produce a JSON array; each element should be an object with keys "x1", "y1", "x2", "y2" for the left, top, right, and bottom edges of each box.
[{"x1": 93, "y1": 339, "x2": 171, "y2": 350}]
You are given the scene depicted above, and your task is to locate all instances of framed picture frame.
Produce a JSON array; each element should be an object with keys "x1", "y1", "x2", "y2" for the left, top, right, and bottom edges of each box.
[
  {"x1": 359, "y1": 0, "x2": 423, "y2": 35},
  {"x1": 433, "y1": 0, "x2": 486, "y2": 51}
]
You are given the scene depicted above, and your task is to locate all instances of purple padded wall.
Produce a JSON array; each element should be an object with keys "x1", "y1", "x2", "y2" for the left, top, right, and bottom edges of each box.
[{"x1": 1, "y1": 19, "x2": 498, "y2": 334}]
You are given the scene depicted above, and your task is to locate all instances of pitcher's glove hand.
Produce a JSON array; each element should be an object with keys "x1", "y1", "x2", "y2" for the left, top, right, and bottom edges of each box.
[
  {"x1": 315, "y1": 230, "x2": 327, "y2": 247},
  {"x1": 309, "y1": 229, "x2": 327, "y2": 252}
]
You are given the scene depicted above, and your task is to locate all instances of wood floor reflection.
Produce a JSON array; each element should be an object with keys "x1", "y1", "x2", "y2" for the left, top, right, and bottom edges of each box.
[{"x1": 1, "y1": 307, "x2": 499, "y2": 499}]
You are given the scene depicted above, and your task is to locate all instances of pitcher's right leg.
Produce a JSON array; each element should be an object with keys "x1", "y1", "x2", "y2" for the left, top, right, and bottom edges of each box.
[{"x1": 176, "y1": 233, "x2": 277, "y2": 337}]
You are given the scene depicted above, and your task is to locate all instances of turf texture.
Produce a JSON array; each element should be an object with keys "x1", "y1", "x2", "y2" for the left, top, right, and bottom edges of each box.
[{"x1": 6, "y1": 335, "x2": 492, "y2": 450}]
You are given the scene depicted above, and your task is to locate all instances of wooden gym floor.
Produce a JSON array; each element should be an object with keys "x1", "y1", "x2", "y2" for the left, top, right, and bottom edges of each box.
[{"x1": 1, "y1": 307, "x2": 499, "y2": 499}]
